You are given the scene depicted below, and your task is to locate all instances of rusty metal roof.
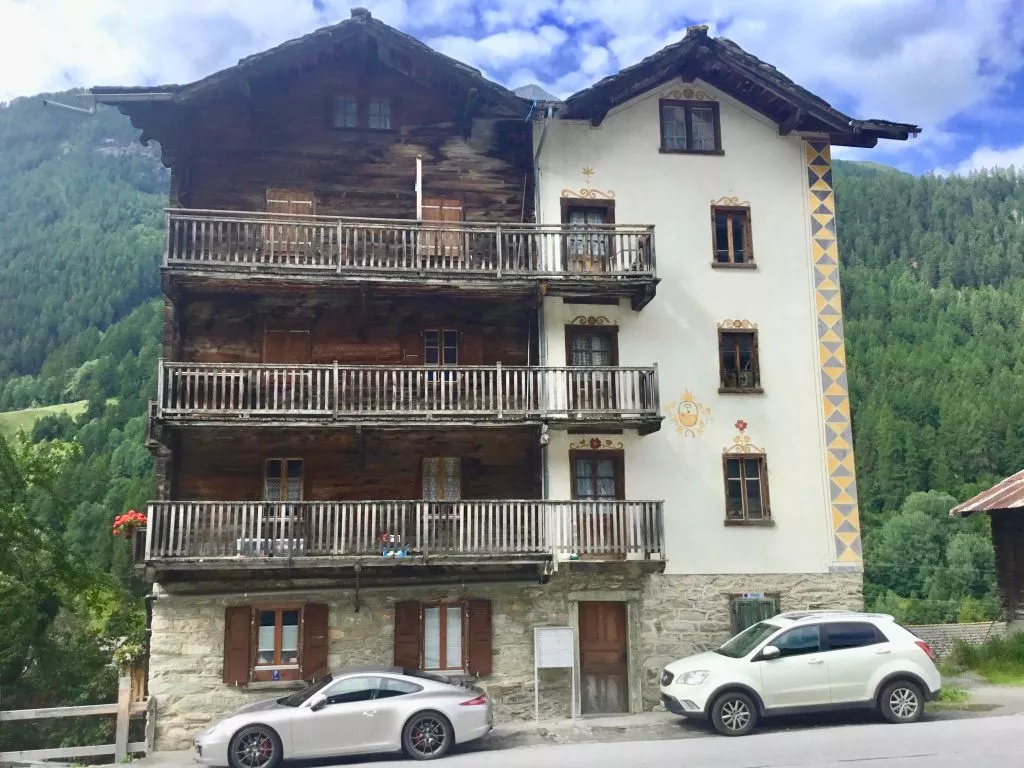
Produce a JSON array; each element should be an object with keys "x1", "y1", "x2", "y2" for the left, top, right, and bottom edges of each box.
[{"x1": 950, "y1": 469, "x2": 1024, "y2": 517}]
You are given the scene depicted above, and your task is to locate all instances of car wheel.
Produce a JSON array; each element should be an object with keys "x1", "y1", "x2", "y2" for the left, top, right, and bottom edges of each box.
[
  {"x1": 228, "y1": 724, "x2": 282, "y2": 768},
  {"x1": 403, "y1": 710, "x2": 453, "y2": 761},
  {"x1": 880, "y1": 680, "x2": 924, "y2": 724},
  {"x1": 710, "y1": 691, "x2": 758, "y2": 736}
]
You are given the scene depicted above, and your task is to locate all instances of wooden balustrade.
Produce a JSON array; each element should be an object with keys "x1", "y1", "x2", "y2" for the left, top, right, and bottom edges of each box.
[
  {"x1": 143, "y1": 500, "x2": 665, "y2": 561},
  {"x1": 165, "y1": 209, "x2": 656, "y2": 278},
  {"x1": 157, "y1": 361, "x2": 660, "y2": 420}
]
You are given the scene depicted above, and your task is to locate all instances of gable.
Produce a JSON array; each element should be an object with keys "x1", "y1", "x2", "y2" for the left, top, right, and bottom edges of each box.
[{"x1": 559, "y1": 26, "x2": 919, "y2": 148}]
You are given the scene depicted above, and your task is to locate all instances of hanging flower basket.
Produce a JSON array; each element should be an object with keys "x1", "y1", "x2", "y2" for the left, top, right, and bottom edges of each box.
[{"x1": 112, "y1": 509, "x2": 147, "y2": 537}]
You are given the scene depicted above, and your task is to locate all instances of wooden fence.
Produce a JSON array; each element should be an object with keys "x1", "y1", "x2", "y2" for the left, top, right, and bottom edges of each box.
[
  {"x1": 142, "y1": 500, "x2": 666, "y2": 561},
  {"x1": 166, "y1": 209, "x2": 656, "y2": 278},
  {"x1": 0, "y1": 676, "x2": 152, "y2": 763},
  {"x1": 156, "y1": 361, "x2": 660, "y2": 420}
]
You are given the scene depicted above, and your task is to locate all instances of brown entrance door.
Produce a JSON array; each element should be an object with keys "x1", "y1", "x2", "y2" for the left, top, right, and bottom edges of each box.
[
  {"x1": 579, "y1": 601, "x2": 629, "y2": 715},
  {"x1": 265, "y1": 188, "x2": 316, "y2": 264}
]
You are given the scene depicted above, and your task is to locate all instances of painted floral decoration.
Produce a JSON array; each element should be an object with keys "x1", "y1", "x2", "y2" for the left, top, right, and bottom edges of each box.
[{"x1": 111, "y1": 509, "x2": 147, "y2": 537}]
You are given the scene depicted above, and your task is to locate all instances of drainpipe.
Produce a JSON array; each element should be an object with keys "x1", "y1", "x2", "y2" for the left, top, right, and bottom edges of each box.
[
  {"x1": 531, "y1": 107, "x2": 555, "y2": 502},
  {"x1": 415, "y1": 155, "x2": 423, "y2": 220}
]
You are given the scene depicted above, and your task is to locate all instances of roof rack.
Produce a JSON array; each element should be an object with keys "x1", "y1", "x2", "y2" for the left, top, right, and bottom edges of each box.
[{"x1": 775, "y1": 610, "x2": 895, "y2": 622}]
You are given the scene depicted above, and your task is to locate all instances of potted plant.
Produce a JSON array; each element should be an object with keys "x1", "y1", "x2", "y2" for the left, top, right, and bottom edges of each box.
[{"x1": 112, "y1": 509, "x2": 147, "y2": 538}]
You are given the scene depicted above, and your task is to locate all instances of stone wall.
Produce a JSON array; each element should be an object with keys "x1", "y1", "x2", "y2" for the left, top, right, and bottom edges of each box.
[
  {"x1": 907, "y1": 621, "x2": 1007, "y2": 659},
  {"x1": 148, "y1": 569, "x2": 861, "y2": 750}
]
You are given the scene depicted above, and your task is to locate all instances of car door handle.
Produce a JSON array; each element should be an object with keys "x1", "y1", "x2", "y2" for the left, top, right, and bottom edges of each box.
[
  {"x1": 808, "y1": 659, "x2": 824, "y2": 665},
  {"x1": 875, "y1": 649, "x2": 892, "y2": 655},
  {"x1": 361, "y1": 710, "x2": 376, "y2": 717}
]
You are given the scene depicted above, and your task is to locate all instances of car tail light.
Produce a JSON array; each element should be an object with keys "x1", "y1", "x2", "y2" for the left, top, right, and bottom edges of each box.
[
  {"x1": 459, "y1": 694, "x2": 488, "y2": 707},
  {"x1": 915, "y1": 640, "x2": 936, "y2": 661}
]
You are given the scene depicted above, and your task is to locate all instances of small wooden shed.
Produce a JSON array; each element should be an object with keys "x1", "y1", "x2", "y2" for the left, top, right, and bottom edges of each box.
[{"x1": 951, "y1": 469, "x2": 1024, "y2": 624}]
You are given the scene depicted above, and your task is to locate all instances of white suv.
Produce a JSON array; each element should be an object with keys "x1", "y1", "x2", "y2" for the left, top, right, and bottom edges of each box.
[{"x1": 660, "y1": 611, "x2": 941, "y2": 736}]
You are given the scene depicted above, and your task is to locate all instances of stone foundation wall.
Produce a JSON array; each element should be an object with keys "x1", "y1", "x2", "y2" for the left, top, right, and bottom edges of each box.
[{"x1": 149, "y1": 569, "x2": 861, "y2": 750}]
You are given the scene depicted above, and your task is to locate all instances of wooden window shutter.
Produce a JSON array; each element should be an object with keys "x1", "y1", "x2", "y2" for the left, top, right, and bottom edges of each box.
[
  {"x1": 302, "y1": 603, "x2": 330, "y2": 681},
  {"x1": 223, "y1": 606, "x2": 252, "y2": 686},
  {"x1": 394, "y1": 602, "x2": 423, "y2": 670},
  {"x1": 465, "y1": 599, "x2": 493, "y2": 676}
]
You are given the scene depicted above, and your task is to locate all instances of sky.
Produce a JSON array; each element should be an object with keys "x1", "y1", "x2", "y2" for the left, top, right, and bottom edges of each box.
[{"x1": 1, "y1": 0, "x2": 1023, "y2": 175}]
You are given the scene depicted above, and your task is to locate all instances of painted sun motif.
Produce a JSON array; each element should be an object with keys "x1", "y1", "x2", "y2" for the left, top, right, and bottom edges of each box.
[{"x1": 669, "y1": 390, "x2": 711, "y2": 437}]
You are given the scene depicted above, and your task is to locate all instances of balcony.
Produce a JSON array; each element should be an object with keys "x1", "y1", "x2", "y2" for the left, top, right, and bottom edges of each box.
[
  {"x1": 164, "y1": 209, "x2": 658, "y2": 309},
  {"x1": 138, "y1": 500, "x2": 665, "y2": 585},
  {"x1": 156, "y1": 361, "x2": 663, "y2": 433}
]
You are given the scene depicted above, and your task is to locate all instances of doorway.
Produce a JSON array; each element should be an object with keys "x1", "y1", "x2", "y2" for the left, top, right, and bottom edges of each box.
[{"x1": 578, "y1": 601, "x2": 629, "y2": 714}]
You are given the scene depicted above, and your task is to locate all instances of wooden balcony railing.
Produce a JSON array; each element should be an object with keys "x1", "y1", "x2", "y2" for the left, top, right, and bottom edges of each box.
[
  {"x1": 165, "y1": 209, "x2": 656, "y2": 279},
  {"x1": 156, "y1": 361, "x2": 660, "y2": 422},
  {"x1": 141, "y1": 500, "x2": 665, "y2": 562}
]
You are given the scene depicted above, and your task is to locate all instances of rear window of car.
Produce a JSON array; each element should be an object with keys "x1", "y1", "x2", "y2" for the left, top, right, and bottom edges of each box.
[
  {"x1": 823, "y1": 621, "x2": 887, "y2": 650},
  {"x1": 377, "y1": 677, "x2": 423, "y2": 698}
]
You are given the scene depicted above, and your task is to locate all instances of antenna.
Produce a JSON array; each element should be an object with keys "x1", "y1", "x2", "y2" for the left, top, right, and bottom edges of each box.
[{"x1": 41, "y1": 97, "x2": 97, "y2": 116}]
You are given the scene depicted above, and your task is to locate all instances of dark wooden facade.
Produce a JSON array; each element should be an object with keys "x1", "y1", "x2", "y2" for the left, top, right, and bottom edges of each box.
[{"x1": 990, "y1": 512, "x2": 1024, "y2": 620}]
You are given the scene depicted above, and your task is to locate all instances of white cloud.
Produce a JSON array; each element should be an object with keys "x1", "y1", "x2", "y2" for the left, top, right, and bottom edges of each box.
[
  {"x1": 934, "y1": 144, "x2": 1024, "y2": 176},
  {"x1": 2, "y1": 0, "x2": 1022, "y2": 174}
]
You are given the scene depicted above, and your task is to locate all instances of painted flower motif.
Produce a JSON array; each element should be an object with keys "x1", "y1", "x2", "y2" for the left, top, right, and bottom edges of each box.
[
  {"x1": 111, "y1": 510, "x2": 147, "y2": 537},
  {"x1": 735, "y1": 419, "x2": 748, "y2": 432},
  {"x1": 589, "y1": 437, "x2": 602, "y2": 450}
]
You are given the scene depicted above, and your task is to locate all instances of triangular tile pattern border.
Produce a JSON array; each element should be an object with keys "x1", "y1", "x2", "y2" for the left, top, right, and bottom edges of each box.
[{"x1": 806, "y1": 140, "x2": 862, "y2": 565}]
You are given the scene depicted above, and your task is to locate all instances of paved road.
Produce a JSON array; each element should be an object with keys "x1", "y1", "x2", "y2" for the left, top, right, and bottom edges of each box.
[{"x1": 318, "y1": 714, "x2": 1024, "y2": 767}]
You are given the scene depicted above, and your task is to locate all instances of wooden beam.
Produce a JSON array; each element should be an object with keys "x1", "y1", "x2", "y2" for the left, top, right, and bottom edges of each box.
[{"x1": 778, "y1": 108, "x2": 804, "y2": 136}]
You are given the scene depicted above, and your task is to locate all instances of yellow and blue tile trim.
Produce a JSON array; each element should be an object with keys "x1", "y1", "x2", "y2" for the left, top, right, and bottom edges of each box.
[{"x1": 806, "y1": 140, "x2": 862, "y2": 566}]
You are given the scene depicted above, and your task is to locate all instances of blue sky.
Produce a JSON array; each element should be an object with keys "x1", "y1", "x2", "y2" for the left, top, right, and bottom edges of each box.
[{"x1": 2, "y1": 0, "x2": 1023, "y2": 174}]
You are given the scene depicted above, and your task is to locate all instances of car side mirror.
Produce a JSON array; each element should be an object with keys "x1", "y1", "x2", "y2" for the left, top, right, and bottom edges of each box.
[
  {"x1": 310, "y1": 696, "x2": 327, "y2": 712},
  {"x1": 760, "y1": 645, "x2": 781, "y2": 661}
]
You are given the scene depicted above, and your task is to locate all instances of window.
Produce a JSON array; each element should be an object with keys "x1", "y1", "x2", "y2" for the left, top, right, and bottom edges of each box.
[
  {"x1": 265, "y1": 458, "x2": 303, "y2": 501},
  {"x1": 823, "y1": 622, "x2": 887, "y2": 651},
  {"x1": 571, "y1": 452, "x2": 624, "y2": 502},
  {"x1": 770, "y1": 624, "x2": 820, "y2": 658},
  {"x1": 332, "y1": 97, "x2": 358, "y2": 129},
  {"x1": 257, "y1": 608, "x2": 300, "y2": 669},
  {"x1": 323, "y1": 676, "x2": 381, "y2": 705},
  {"x1": 424, "y1": 604, "x2": 465, "y2": 671},
  {"x1": 424, "y1": 330, "x2": 459, "y2": 366},
  {"x1": 566, "y1": 328, "x2": 617, "y2": 367},
  {"x1": 723, "y1": 455, "x2": 770, "y2": 522},
  {"x1": 422, "y1": 457, "x2": 461, "y2": 501},
  {"x1": 369, "y1": 98, "x2": 391, "y2": 130},
  {"x1": 393, "y1": 600, "x2": 493, "y2": 676},
  {"x1": 730, "y1": 595, "x2": 780, "y2": 633},
  {"x1": 223, "y1": 603, "x2": 328, "y2": 686},
  {"x1": 718, "y1": 329, "x2": 761, "y2": 391},
  {"x1": 377, "y1": 678, "x2": 423, "y2": 699},
  {"x1": 659, "y1": 99, "x2": 722, "y2": 154},
  {"x1": 712, "y1": 206, "x2": 753, "y2": 266}
]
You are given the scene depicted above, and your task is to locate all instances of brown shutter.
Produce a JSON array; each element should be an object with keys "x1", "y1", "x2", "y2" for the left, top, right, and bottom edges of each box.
[
  {"x1": 302, "y1": 603, "x2": 329, "y2": 681},
  {"x1": 394, "y1": 602, "x2": 423, "y2": 670},
  {"x1": 465, "y1": 599, "x2": 493, "y2": 677},
  {"x1": 401, "y1": 327, "x2": 422, "y2": 364},
  {"x1": 223, "y1": 606, "x2": 252, "y2": 686}
]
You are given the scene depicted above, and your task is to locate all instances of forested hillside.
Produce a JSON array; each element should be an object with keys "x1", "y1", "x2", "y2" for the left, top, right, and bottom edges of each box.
[{"x1": 0, "y1": 90, "x2": 1021, "y2": 737}]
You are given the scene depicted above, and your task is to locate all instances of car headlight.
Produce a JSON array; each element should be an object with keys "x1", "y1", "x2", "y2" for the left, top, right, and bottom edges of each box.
[{"x1": 677, "y1": 670, "x2": 710, "y2": 685}]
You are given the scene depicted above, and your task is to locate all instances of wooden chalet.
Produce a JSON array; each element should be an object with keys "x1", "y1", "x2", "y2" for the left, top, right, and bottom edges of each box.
[
  {"x1": 951, "y1": 470, "x2": 1024, "y2": 624},
  {"x1": 94, "y1": 8, "x2": 665, "y2": 591}
]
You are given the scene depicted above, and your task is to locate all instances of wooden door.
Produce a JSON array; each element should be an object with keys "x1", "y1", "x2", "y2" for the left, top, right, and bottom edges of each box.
[
  {"x1": 421, "y1": 197, "x2": 464, "y2": 267},
  {"x1": 565, "y1": 207, "x2": 610, "y2": 272},
  {"x1": 263, "y1": 330, "x2": 313, "y2": 411},
  {"x1": 579, "y1": 602, "x2": 628, "y2": 715},
  {"x1": 571, "y1": 451, "x2": 626, "y2": 559},
  {"x1": 265, "y1": 188, "x2": 316, "y2": 263},
  {"x1": 566, "y1": 328, "x2": 618, "y2": 411}
]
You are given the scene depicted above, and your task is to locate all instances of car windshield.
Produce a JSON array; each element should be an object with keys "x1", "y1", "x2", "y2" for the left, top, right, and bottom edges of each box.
[
  {"x1": 715, "y1": 621, "x2": 781, "y2": 658},
  {"x1": 277, "y1": 674, "x2": 334, "y2": 707}
]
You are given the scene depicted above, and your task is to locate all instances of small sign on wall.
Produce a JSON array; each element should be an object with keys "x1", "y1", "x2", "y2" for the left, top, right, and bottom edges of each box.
[{"x1": 533, "y1": 626, "x2": 576, "y2": 721}]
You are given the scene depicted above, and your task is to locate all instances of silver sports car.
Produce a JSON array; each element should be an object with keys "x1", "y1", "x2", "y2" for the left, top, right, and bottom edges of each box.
[{"x1": 193, "y1": 666, "x2": 493, "y2": 765}]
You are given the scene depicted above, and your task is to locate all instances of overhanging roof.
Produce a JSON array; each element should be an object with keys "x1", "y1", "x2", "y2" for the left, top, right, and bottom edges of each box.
[
  {"x1": 950, "y1": 469, "x2": 1024, "y2": 517},
  {"x1": 91, "y1": 8, "x2": 528, "y2": 117},
  {"x1": 559, "y1": 26, "x2": 920, "y2": 148}
]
